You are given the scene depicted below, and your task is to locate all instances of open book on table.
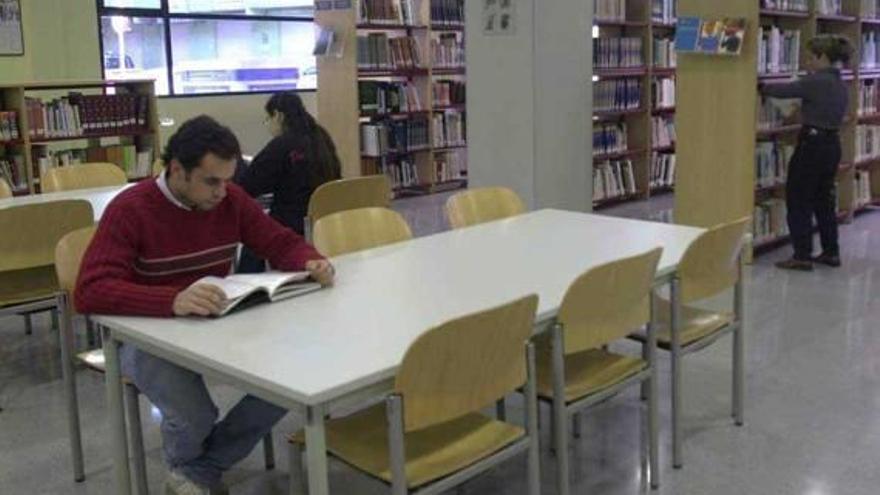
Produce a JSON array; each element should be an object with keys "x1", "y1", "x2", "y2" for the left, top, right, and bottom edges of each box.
[{"x1": 194, "y1": 271, "x2": 322, "y2": 316}]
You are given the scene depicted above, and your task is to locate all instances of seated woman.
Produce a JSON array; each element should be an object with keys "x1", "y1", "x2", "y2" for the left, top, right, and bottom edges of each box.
[{"x1": 236, "y1": 91, "x2": 342, "y2": 272}]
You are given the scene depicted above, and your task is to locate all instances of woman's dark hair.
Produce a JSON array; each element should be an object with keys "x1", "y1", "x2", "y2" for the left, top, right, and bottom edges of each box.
[
  {"x1": 808, "y1": 35, "x2": 854, "y2": 66},
  {"x1": 266, "y1": 91, "x2": 342, "y2": 189},
  {"x1": 161, "y1": 115, "x2": 241, "y2": 173}
]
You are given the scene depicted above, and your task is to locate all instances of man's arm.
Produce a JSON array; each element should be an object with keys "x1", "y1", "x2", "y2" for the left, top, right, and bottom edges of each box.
[{"x1": 760, "y1": 77, "x2": 811, "y2": 100}]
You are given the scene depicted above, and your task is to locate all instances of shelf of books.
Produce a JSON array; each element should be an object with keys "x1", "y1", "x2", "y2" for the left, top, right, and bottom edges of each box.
[
  {"x1": 0, "y1": 79, "x2": 159, "y2": 196},
  {"x1": 592, "y1": 0, "x2": 678, "y2": 208},
  {"x1": 315, "y1": 0, "x2": 467, "y2": 199}
]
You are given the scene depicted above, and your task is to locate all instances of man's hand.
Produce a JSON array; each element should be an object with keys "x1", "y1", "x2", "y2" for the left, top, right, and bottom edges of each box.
[
  {"x1": 305, "y1": 259, "x2": 335, "y2": 286},
  {"x1": 172, "y1": 284, "x2": 227, "y2": 317}
]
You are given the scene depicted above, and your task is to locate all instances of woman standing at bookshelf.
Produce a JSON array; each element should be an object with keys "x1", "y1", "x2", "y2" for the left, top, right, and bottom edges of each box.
[
  {"x1": 759, "y1": 35, "x2": 853, "y2": 271},
  {"x1": 236, "y1": 91, "x2": 342, "y2": 272}
]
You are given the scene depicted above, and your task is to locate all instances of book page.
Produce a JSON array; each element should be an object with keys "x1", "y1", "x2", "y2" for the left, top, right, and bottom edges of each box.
[
  {"x1": 193, "y1": 276, "x2": 259, "y2": 301},
  {"x1": 226, "y1": 271, "x2": 311, "y2": 296}
]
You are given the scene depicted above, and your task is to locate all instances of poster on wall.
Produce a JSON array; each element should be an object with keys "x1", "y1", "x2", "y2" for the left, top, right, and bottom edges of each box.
[
  {"x1": 483, "y1": 0, "x2": 516, "y2": 36},
  {"x1": 0, "y1": 0, "x2": 23, "y2": 56}
]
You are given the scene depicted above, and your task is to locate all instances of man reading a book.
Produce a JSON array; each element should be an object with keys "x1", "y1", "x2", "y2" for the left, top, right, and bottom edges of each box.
[{"x1": 75, "y1": 115, "x2": 333, "y2": 494}]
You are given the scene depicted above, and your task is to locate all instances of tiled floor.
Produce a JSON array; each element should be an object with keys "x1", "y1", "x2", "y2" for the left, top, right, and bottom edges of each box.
[{"x1": 1, "y1": 196, "x2": 879, "y2": 495}]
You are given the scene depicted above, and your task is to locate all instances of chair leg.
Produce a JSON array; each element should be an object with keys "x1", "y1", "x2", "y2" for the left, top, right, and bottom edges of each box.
[
  {"x1": 551, "y1": 324, "x2": 570, "y2": 495},
  {"x1": 670, "y1": 278, "x2": 684, "y2": 469},
  {"x1": 648, "y1": 297, "x2": 660, "y2": 489},
  {"x1": 733, "y1": 324, "x2": 745, "y2": 427},
  {"x1": 124, "y1": 385, "x2": 149, "y2": 495},
  {"x1": 572, "y1": 412, "x2": 582, "y2": 439},
  {"x1": 263, "y1": 431, "x2": 276, "y2": 470},
  {"x1": 524, "y1": 342, "x2": 541, "y2": 495},
  {"x1": 495, "y1": 398, "x2": 507, "y2": 421},
  {"x1": 640, "y1": 334, "x2": 650, "y2": 401},
  {"x1": 86, "y1": 318, "x2": 97, "y2": 348},
  {"x1": 289, "y1": 442, "x2": 306, "y2": 495},
  {"x1": 57, "y1": 296, "x2": 85, "y2": 482},
  {"x1": 51, "y1": 309, "x2": 60, "y2": 332},
  {"x1": 24, "y1": 313, "x2": 33, "y2": 335}
]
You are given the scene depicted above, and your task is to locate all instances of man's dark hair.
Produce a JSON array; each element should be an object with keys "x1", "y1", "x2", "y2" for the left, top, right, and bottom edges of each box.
[
  {"x1": 161, "y1": 115, "x2": 241, "y2": 173},
  {"x1": 808, "y1": 35, "x2": 854, "y2": 65}
]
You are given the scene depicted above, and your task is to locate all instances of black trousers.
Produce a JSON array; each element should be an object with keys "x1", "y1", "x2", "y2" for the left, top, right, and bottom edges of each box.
[{"x1": 786, "y1": 128, "x2": 841, "y2": 260}]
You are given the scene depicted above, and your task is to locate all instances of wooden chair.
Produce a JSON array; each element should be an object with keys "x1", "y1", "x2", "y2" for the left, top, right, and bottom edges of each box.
[
  {"x1": 538, "y1": 248, "x2": 663, "y2": 495},
  {"x1": 0, "y1": 176, "x2": 12, "y2": 199},
  {"x1": 634, "y1": 217, "x2": 750, "y2": 468},
  {"x1": 312, "y1": 207, "x2": 413, "y2": 257},
  {"x1": 289, "y1": 295, "x2": 541, "y2": 495},
  {"x1": 305, "y1": 175, "x2": 392, "y2": 240},
  {"x1": 445, "y1": 187, "x2": 526, "y2": 229},
  {"x1": 41, "y1": 162, "x2": 128, "y2": 193},
  {"x1": 54, "y1": 227, "x2": 276, "y2": 487},
  {"x1": 152, "y1": 159, "x2": 165, "y2": 177}
]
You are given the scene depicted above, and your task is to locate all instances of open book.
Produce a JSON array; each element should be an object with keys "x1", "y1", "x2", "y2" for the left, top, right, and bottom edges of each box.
[{"x1": 194, "y1": 272, "x2": 323, "y2": 316}]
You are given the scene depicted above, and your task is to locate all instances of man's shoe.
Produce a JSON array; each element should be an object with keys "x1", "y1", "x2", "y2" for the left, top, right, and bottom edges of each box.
[
  {"x1": 812, "y1": 253, "x2": 841, "y2": 267},
  {"x1": 165, "y1": 471, "x2": 211, "y2": 495},
  {"x1": 775, "y1": 258, "x2": 814, "y2": 271}
]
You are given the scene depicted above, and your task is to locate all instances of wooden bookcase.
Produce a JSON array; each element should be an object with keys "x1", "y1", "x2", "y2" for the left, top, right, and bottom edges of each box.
[
  {"x1": 315, "y1": 1, "x2": 468, "y2": 199},
  {"x1": 675, "y1": 0, "x2": 879, "y2": 255},
  {"x1": 0, "y1": 79, "x2": 160, "y2": 196}
]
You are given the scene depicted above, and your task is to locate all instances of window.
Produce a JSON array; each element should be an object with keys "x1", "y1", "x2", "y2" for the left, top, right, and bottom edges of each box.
[{"x1": 97, "y1": 1, "x2": 317, "y2": 96}]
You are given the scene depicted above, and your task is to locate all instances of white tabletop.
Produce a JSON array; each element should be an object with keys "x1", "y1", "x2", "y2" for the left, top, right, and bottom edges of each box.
[
  {"x1": 0, "y1": 185, "x2": 129, "y2": 221},
  {"x1": 95, "y1": 209, "x2": 704, "y2": 407}
]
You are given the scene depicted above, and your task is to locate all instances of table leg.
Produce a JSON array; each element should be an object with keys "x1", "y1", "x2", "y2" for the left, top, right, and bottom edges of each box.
[
  {"x1": 104, "y1": 328, "x2": 132, "y2": 494},
  {"x1": 304, "y1": 404, "x2": 330, "y2": 495}
]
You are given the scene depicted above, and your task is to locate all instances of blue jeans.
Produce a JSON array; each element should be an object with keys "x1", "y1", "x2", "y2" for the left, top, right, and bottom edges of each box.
[{"x1": 121, "y1": 345, "x2": 287, "y2": 489}]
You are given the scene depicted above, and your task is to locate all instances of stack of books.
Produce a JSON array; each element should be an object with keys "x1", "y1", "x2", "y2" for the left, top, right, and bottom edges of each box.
[
  {"x1": 594, "y1": 79, "x2": 642, "y2": 112},
  {"x1": 758, "y1": 27, "x2": 801, "y2": 75},
  {"x1": 430, "y1": 0, "x2": 464, "y2": 25},
  {"x1": 357, "y1": 34, "x2": 423, "y2": 70},
  {"x1": 431, "y1": 33, "x2": 464, "y2": 68},
  {"x1": 358, "y1": 0, "x2": 417, "y2": 25},
  {"x1": 359, "y1": 81, "x2": 423, "y2": 115},
  {"x1": 594, "y1": 37, "x2": 644, "y2": 69}
]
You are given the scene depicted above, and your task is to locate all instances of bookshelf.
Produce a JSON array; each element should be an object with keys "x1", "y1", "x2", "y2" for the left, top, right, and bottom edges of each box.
[
  {"x1": 315, "y1": 0, "x2": 468, "y2": 199},
  {"x1": 0, "y1": 79, "x2": 160, "y2": 196},
  {"x1": 675, "y1": 0, "x2": 879, "y2": 256}
]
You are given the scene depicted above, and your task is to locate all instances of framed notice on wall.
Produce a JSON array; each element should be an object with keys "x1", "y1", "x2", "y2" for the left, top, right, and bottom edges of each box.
[{"x1": 0, "y1": 0, "x2": 23, "y2": 56}]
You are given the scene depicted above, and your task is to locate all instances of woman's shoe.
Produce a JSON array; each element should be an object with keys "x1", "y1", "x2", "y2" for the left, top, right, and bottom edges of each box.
[{"x1": 775, "y1": 258, "x2": 814, "y2": 271}]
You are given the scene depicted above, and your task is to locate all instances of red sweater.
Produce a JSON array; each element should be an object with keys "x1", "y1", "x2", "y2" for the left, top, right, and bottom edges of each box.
[{"x1": 75, "y1": 180, "x2": 323, "y2": 317}]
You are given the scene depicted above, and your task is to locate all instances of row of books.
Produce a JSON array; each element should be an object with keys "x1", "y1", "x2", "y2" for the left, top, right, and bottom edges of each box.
[
  {"x1": 435, "y1": 150, "x2": 466, "y2": 183},
  {"x1": 864, "y1": 0, "x2": 880, "y2": 18},
  {"x1": 595, "y1": 0, "x2": 627, "y2": 23},
  {"x1": 817, "y1": 0, "x2": 843, "y2": 15},
  {"x1": 431, "y1": 0, "x2": 464, "y2": 25},
  {"x1": 859, "y1": 80, "x2": 879, "y2": 116},
  {"x1": 756, "y1": 141, "x2": 793, "y2": 188},
  {"x1": 856, "y1": 124, "x2": 880, "y2": 161},
  {"x1": 854, "y1": 170, "x2": 873, "y2": 208},
  {"x1": 650, "y1": 152, "x2": 676, "y2": 189},
  {"x1": 861, "y1": 32, "x2": 880, "y2": 70},
  {"x1": 593, "y1": 123, "x2": 628, "y2": 157},
  {"x1": 364, "y1": 157, "x2": 421, "y2": 189},
  {"x1": 652, "y1": 0, "x2": 676, "y2": 23},
  {"x1": 361, "y1": 118, "x2": 431, "y2": 157},
  {"x1": 25, "y1": 94, "x2": 149, "y2": 140},
  {"x1": 33, "y1": 144, "x2": 154, "y2": 180},
  {"x1": 0, "y1": 154, "x2": 25, "y2": 189},
  {"x1": 653, "y1": 115, "x2": 676, "y2": 147},
  {"x1": 758, "y1": 98, "x2": 794, "y2": 130},
  {"x1": 433, "y1": 80, "x2": 466, "y2": 106},
  {"x1": 652, "y1": 77, "x2": 675, "y2": 108},
  {"x1": 754, "y1": 199, "x2": 789, "y2": 244},
  {"x1": 0, "y1": 111, "x2": 20, "y2": 141},
  {"x1": 594, "y1": 37, "x2": 644, "y2": 69},
  {"x1": 594, "y1": 159, "x2": 638, "y2": 202},
  {"x1": 760, "y1": 0, "x2": 808, "y2": 12},
  {"x1": 758, "y1": 27, "x2": 800, "y2": 75},
  {"x1": 357, "y1": 34, "x2": 423, "y2": 70},
  {"x1": 359, "y1": 81, "x2": 423, "y2": 115},
  {"x1": 432, "y1": 110, "x2": 466, "y2": 147},
  {"x1": 653, "y1": 37, "x2": 676, "y2": 69},
  {"x1": 431, "y1": 33, "x2": 464, "y2": 69},
  {"x1": 357, "y1": 0, "x2": 416, "y2": 25},
  {"x1": 594, "y1": 79, "x2": 642, "y2": 112}
]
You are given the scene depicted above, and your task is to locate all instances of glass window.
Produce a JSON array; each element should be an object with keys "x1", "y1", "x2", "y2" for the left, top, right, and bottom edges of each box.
[
  {"x1": 103, "y1": 0, "x2": 161, "y2": 9},
  {"x1": 168, "y1": 0, "x2": 314, "y2": 17},
  {"x1": 100, "y1": 16, "x2": 170, "y2": 95}
]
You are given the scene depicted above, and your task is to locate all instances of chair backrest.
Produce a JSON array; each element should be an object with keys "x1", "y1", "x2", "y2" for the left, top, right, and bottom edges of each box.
[
  {"x1": 307, "y1": 175, "x2": 391, "y2": 223},
  {"x1": 0, "y1": 200, "x2": 94, "y2": 273},
  {"x1": 0, "y1": 177, "x2": 12, "y2": 199},
  {"x1": 557, "y1": 248, "x2": 663, "y2": 355},
  {"x1": 41, "y1": 163, "x2": 127, "y2": 193},
  {"x1": 395, "y1": 295, "x2": 539, "y2": 431},
  {"x1": 152, "y1": 159, "x2": 165, "y2": 177},
  {"x1": 55, "y1": 226, "x2": 98, "y2": 307},
  {"x1": 678, "y1": 217, "x2": 751, "y2": 303},
  {"x1": 445, "y1": 187, "x2": 526, "y2": 229},
  {"x1": 312, "y1": 207, "x2": 413, "y2": 257}
]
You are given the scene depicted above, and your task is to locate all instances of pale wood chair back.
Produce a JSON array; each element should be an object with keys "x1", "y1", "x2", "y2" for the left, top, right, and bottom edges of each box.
[
  {"x1": 394, "y1": 295, "x2": 539, "y2": 432},
  {"x1": 0, "y1": 200, "x2": 93, "y2": 273},
  {"x1": 307, "y1": 175, "x2": 391, "y2": 223},
  {"x1": 557, "y1": 248, "x2": 663, "y2": 355},
  {"x1": 445, "y1": 187, "x2": 526, "y2": 229},
  {"x1": 55, "y1": 226, "x2": 98, "y2": 307},
  {"x1": 152, "y1": 159, "x2": 165, "y2": 177},
  {"x1": 312, "y1": 207, "x2": 412, "y2": 257},
  {"x1": 0, "y1": 177, "x2": 12, "y2": 199},
  {"x1": 678, "y1": 217, "x2": 751, "y2": 304},
  {"x1": 41, "y1": 163, "x2": 127, "y2": 193}
]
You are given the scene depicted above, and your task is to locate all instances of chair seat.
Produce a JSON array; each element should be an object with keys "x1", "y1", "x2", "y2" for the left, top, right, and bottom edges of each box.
[
  {"x1": 653, "y1": 296, "x2": 735, "y2": 348},
  {"x1": 0, "y1": 267, "x2": 58, "y2": 308},
  {"x1": 536, "y1": 348, "x2": 647, "y2": 404},
  {"x1": 290, "y1": 404, "x2": 524, "y2": 489}
]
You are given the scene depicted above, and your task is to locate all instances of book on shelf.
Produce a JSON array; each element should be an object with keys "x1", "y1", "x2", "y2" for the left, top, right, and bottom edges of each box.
[
  {"x1": 675, "y1": 17, "x2": 701, "y2": 52},
  {"x1": 854, "y1": 170, "x2": 873, "y2": 208},
  {"x1": 652, "y1": 115, "x2": 676, "y2": 147},
  {"x1": 758, "y1": 97, "x2": 800, "y2": 130},
  {"x1": 363, "y1": 156, "x2": 421, "y2": 188},
  {"x1": 434, "y1": 150, "x2": 466, "y2": 183},
  {"x1": 756, "y1": 141, "x2": 793, "y2": 188},
  {"x1": 760, "y1": 0, "x2": 808, "y2": 12},
  {"x1": 650, "y1": 151, "x2": 676, "y2": 189},
  {"x1": 594, "y1": 79, "x2": 642, "y2": 112},
  {"x1": 594, "y1": 37, "x2": 644, "y2": 69},
  {"x1": 361, "y1": 117, "x2": 430, "y2": 156},
  {"x1": 430, "y1": 0, "x2": 464, "y2": 25},
  {"x1": 859, "y1": 80, "x2": 879, "y2": 116},
  {"x1": 758, "y1": 27, "x2": 800, "y2": 75},
  {"x1": 358, "y1": 0, "x2": 417, "y2": 25},
  {"x1": 194, "y1": 272, "x2": 322, "y2": 317},
  {"x1": 676, "y1": 17, "x2": 746, "y2": 55},
  {"x1": 652, "y1": 76, "x2": 675, "y2": 108},
  {"x1": 33, "y1": 144, "x2": 154, "y2": 180},
  {"x1": 25, "y1": 93, "x2": 149, "y2": 140},
  {"x1": 595, "y1": 0, "x2": 627, "y2": 23},
  {"x1": 857, "y1": 124, "x2": 880, "y2": 161},
  {"x1": 433, "y1": 79, "x2": 466, "y2": 106},
  {"x1": 0, "y1": 111, "x2": 20, "y2": 141},
  {"x1": 432, "y1": 110, "x2": 466, "y2": 147},
  {"x1": 0, "y1": 154, "x2": 26, "y2": 190},
  {"x1": 653, "y1": 36, "x2": 677, "y2": 68},
  {"x1": 431, "y1": 32, "x2": 465, "y2": 68},
  {"x1": 593, "y1": 122, "x2": 628, "y2": 157},
  {"x1": 864, "y1": 0, "x2": 880, "y2": 19},
  {"x1": 359, "y1": 81, "x2": 423, "y2": 115},
  {"x1": 357, "y1": 33, "x2": 423, "y2": 70},
  {"x1": 652, "y1": 0, "x2": 676, "y2": 24},
  {"x1": 593, "y1": 159, "x2": 638, "y2": 202},
  {"x1": 817, "y1": 0, "x2": 843, "y2": 15},
  {"x1": 754, "y1": 199, "x2": 789, "y2": 244},
  {"x1": 861, "y1": 32, "x2": 880, "y2": 70}
]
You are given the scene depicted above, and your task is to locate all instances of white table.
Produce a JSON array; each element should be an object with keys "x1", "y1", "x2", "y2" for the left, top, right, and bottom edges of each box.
[
  {"x1": 95, "y1": 209, "x2": 705, "y2": 495},
  {"x1": 0, "y1": 185, "x2": 128, "y2": 221}
]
